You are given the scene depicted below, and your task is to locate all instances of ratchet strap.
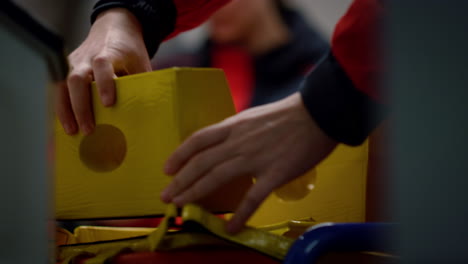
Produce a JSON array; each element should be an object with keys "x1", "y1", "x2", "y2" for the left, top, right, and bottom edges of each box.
[{"x1": 57, "y1": 204, "x2": 313, "y2": 264}]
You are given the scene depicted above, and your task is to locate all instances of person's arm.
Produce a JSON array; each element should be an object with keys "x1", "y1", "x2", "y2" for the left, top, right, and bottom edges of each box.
[
  {"x1": 90, "y1": 0, "x2": 231, "y2": 57},
  {"x1": 301, "y1": 0, "x2": 386, "y2": 146},
  {"x1": 58, "y1": 0, "x2": 230, "y2": 135},
  {"x1": 161, "y1": 0, "x2": 387, "y2": 234}
]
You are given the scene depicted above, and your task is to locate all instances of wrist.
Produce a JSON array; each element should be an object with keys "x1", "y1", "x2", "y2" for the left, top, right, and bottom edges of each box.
[
  {"x1": 92, "y1": 8, "x2": 143, "y2": 35},
  {"x1": 280, "y1": 93, "x2": 310, "y2": 120},
  {"x1": 280, "y1": 93, "x2": 338, "y2": 145},
  {"x1": 91, "y1": 0, "x2": 177, "y2": 58}
]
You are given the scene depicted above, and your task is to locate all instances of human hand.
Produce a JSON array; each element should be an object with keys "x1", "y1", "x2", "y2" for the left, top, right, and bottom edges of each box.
[
  {"x1": 56, "y1": 8, "x2": 151, "y2": 135},
  {"x1": 161, "y1": 93, "x2": 338, "y2": 233}
]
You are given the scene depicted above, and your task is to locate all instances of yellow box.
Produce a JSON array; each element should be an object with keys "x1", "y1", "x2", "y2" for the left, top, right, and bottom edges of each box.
[
  {"x1": 248, "y1": 142, "x2": 368, "y2": 226},
  {"x1": 55, "y1": 68, "x2": 251, "y2": 220}
]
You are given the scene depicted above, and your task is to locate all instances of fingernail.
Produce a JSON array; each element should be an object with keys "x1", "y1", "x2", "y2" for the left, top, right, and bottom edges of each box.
[
  {"x1": 101, "y1": 94, "x2": 114, "y2": 107},
  {"x1": 226, "y1": 222, "x2": 237, "y2": 234},
  {"x1": 160, "y1": 189, "x2": 171, "y2": 203},
  {"x1": 82, "y1": 123, "x2": 94, "y2": 135},
  {"x1": 173, "y1": 196, "x2": 184, "y2": 207},
  {"x1": 164, "y1": 163, "x2": 173, "y2": 174},
  {"x1": 64, "y1": 123, "x2": 75, "y2": 135}
]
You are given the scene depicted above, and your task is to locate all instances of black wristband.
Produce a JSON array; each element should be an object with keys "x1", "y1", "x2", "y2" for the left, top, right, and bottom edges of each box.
[
  {"x1": 300, "y1": 51, "x2": 386, "y2": 146},
  {"x1": 91, "y1": 0, "x2": 177, "y2": 58}
]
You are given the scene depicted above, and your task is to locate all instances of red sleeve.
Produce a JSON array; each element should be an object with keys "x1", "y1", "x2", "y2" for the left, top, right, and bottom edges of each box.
[
  {"x1": 166, "y1": 0, "x2": 231, "y2": 39},
  {"x1": 300, "y1": 0, "x2": 386, "y2": 145},
  {"x1": 331, "y1": 0, "x2": 383, "y2": 101}
]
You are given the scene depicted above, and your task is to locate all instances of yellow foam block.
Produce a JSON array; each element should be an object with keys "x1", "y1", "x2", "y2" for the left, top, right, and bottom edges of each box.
[
  {"x1": 55, "y1": 68, "x2": 251, "y2": 220},
  {"x1": 73, "y1": 226, "x2": 156, "y2": 244},
  {"x1": 249, "y1": 141, "x2": 368, "y2": 226}
]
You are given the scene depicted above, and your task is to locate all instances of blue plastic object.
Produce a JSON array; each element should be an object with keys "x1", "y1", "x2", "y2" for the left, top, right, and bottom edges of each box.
[{"x1": 283, "y1": 223, "x2": 396, "y2": 264}]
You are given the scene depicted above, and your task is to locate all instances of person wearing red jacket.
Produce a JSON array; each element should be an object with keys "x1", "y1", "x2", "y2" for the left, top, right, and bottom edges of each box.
[
  {"x1": 57, "y1": 0, "x2": 385, "y2": 233},
  {"x1": 155, "y1": 0, "x2": 328, "y2": 112}
]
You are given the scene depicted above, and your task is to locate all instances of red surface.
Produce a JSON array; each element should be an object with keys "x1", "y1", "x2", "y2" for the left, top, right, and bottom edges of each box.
[
  {"x1": 212, "y1": 45, "x2": 254, "y2": 112},
  {"x1": 75, "y1": 248, "x2": 280, "y2": 264}
]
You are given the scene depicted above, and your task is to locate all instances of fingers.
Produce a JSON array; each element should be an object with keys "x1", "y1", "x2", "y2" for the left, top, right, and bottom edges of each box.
[
  {"x1": 55, "y1": 81, "x2": 78, "y2": 135},
  {"x1": 164, "y1": 124, "x2": 230, "y2": 175},
  {"x1": 57, "y1": 7, "x2": 152, "y2": 136},
  {"x1": 227, "y1": 176, "x2": 276, "y2": 234},
  {"x1": 161, "y1": 143, "x2": 231, "y2": 202},
  {"x1": 62, "y1": 53, "x2": 148, "y2": 135},
  {"x1": 162, "y1": 154, "x2": 244, "y2": 204},
  {"x1": 92, "y1": 56, "x2": 116, "y2": 107},
  {"x1": 67, "y1": 68, "x2": 95, "y2": 135}
]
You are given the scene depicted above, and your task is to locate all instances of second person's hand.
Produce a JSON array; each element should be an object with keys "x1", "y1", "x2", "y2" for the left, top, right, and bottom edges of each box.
[{"x1": 57, "y1": 8, "x2": 152, "y2": 135}]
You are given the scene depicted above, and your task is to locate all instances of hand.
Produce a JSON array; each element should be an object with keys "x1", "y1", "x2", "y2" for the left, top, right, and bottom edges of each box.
[
  {"x1": 161, "y1": 93, "x2": 338, "y2": 233},
  {"x1": 56, "y1": 8, "x2": 151, "y2": 135}
]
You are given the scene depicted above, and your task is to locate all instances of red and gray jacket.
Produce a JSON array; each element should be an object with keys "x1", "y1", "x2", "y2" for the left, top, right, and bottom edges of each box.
[{"x1": 91, "y1": 0, "x2": 386, "y2": 146}]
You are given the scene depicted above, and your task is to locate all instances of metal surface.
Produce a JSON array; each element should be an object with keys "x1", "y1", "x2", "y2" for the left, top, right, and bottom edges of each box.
[
  {"x1": 388, "y1": 1, "x2": 468, "y2": 262},
  {"x1": 0, "y1": 1, "x2": 67, "y2": 263},
  {"x1": 0, "y1": 23, "x2": 51, "y2": 263},
  {"x1": 284, "y1": 223, "x2": 396, "y2": 264}
]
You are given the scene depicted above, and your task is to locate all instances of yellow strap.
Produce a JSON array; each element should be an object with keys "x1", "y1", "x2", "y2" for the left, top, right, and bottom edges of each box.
[
  {"x1": 58, "y1": 204, "x2": 304, "y2": 264},
  {"x1": 181, "y1": 204, "x2": 294, "y2": 260},
  {"x1": 84, "y1": 248, "x2": 126, "y2": 264},
  {"x1": 58, "y1": 205, "x2": 177, "y2": 263}
]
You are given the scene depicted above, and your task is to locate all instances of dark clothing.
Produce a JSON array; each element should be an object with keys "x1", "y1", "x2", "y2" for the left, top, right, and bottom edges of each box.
[{"x1": 300, "y1": 0, "x2": 385, "y2": 145}]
